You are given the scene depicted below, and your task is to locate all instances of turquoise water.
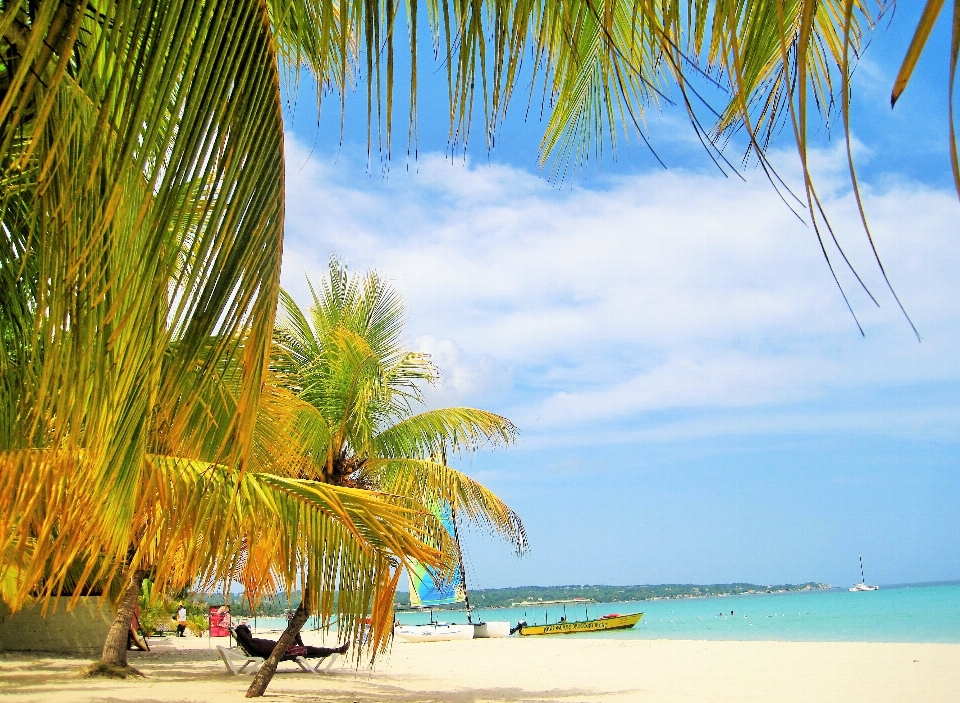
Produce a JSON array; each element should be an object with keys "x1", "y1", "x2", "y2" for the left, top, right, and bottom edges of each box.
[{"x1": 391, "y1": 582, "x2": 960, "y2": 643}]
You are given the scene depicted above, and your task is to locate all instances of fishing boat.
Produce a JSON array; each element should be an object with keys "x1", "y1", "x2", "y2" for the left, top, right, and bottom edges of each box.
[
  {"x1": 394, "y1": 504, "x2": 509, "y2": 642},
  {"x1": 848, "y1": 553, "x2": 879, "y2": 592},
  {"x1": 515, "y1": 612, "x2": 643, "y2": 636}
]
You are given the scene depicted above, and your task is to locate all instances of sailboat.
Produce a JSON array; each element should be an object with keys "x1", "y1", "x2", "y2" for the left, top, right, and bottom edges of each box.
[
  {"x1": 848, "y1": 553, "x2": 879, "y2": 592},
  {"x1": 394, "y1": 504, "x2": 510, "y2": 642}
]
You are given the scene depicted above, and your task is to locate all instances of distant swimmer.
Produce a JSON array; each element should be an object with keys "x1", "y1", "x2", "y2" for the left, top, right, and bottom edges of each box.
[{"x1": 731, "y1": 611, "x2": 734, "y2": 615}]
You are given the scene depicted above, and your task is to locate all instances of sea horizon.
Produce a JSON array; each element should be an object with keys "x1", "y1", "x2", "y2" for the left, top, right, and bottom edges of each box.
[
  {"x1": 393, "y1": 577, "x2": 960, "y2": 603},
  {"x1": 366, "y1": 581, "x2": 960, "y2": 644},
  {"x1": 242, "y1": 580, "x2": 960, "y2": 644}
]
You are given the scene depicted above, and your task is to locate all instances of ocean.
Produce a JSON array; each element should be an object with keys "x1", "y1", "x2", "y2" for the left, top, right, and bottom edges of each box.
[{"x1": 384, "y1": 582, "x2": 960, "y2": 643}]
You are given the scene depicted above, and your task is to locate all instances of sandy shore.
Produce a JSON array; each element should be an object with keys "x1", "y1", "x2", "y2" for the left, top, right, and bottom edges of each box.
[{"x1": 1, "y1": 632, "x2": 957, "y2": 702}]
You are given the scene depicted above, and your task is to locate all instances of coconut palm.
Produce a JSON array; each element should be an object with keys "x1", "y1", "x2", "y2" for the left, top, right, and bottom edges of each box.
[
  {"x1": 0, "y1": 0, "x2": 386, "y2": 613},
  {"x1": 273, "y1": 257, "x2": 526, "y2": 541},
  {"x1": 0, "y1": 2, "x2": 471, "y2": 691},
  {"x1": 238, "y1": 258, "x2": 527, "y2": 695}
]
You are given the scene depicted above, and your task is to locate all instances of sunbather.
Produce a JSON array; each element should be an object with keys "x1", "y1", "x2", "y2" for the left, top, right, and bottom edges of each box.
[{"x1": 234, "y1": 624, "x2": 349, "y2": 660}]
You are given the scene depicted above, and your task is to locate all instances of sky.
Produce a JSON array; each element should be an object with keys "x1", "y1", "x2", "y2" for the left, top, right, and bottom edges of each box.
[{"x1": 278, "y1": 6, "x2": 960, "y2": 590}]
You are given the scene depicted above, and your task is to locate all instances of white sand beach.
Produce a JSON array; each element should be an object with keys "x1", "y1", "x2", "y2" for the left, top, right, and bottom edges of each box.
[{"x1": 1, "y1": 632, "x2": 958, "y2": 702}]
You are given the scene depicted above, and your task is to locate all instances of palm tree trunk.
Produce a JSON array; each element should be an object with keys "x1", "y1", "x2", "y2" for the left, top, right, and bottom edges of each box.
[
  {"x1": 246, "y1": 599, "x2": 310, "y2": 697},
  {"x1": 99, "y1": 569, "x2": 147, "y2": 668}
]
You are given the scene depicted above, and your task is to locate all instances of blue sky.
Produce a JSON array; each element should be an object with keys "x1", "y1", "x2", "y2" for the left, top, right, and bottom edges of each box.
[{"x1": 279, "y1": 6, "x2": 960, "y2": 590}]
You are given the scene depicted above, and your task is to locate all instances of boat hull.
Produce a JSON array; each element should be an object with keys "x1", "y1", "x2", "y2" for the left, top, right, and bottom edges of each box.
[
  {"x1": 518, "y1": 612, "x2": 642, "y2": 636},
  {"x1": 474, "y1": 621, "x2": 511, "y2": 638},
  {"x1": 395, "y1": 624, "x2": 475, "y2": 642}
]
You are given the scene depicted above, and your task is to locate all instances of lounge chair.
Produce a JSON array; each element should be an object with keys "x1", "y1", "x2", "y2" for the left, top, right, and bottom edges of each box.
[
  {"x1": 217, "y1": 644, "x2": 264, "y2": 675},
  {"x1": 217, "y1": 625, "x2": 342, "y2": 676}
]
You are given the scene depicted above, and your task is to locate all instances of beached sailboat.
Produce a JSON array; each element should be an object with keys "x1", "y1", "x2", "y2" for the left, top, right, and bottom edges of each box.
[
  {"x1": 848, "y1": 554, "x2": 879, "y2": 592},
  {"x1": 394, "y1": 504, "x2": 510, "y2": 642},
  {"x1": 394, "y1": 620, "x2": 475, "y2": 642},
  {"x1": 514, "y1": 612, "x2": 643, "y2": 636}
]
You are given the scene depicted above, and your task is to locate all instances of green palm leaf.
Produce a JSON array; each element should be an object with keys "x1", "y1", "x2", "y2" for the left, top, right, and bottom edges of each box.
[
  {"x1": 372, "y1": 408, "x2": 518, "y2": 459},
  {"x1": 368, "y1": 457, "x2": 527, "y2": 550},
  {"x1": 0, "y1": 0, "x2": 284, "y2": 606},
  {"x1": 130, "y1": 455, "x2": 453, "y2": 650}
]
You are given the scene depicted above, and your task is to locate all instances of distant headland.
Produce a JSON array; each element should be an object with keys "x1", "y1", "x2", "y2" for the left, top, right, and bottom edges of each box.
[{"x1": 394, "y1": 582, "x2": 831, "y2": 610}]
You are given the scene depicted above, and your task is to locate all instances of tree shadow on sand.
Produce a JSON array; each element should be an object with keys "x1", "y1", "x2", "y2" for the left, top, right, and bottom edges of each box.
[
  {"x1": 266, "y1": 683, "x2": 642, "y2": 703},
  {"x1": 1, "y1": 649, "x2": 642, "y2": 703}
]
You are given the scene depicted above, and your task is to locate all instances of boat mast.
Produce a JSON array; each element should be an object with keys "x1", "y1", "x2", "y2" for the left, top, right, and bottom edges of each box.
[
  {"x1": 450, "y1": 505, "x2": 473, "y2": 624},
  {"x1": 860, "y1": 553, "x2": 865, "y2": 584}
]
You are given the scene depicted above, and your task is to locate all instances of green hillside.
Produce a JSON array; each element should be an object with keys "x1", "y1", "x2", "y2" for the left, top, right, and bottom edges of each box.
[{"x1": 396, "y1": 582, "x2": 830, "y2": 610}]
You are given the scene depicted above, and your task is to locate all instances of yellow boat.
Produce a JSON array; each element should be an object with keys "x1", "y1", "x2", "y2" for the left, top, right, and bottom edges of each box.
[{"x1": 516, "y1": 612, "x2": 642, "y2": 636}]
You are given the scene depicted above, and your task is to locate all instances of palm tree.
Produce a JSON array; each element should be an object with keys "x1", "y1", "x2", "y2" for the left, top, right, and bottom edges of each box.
[
  {"x1": 238, "y1": 258, "x2": 528, "y2": 696},
  {"x1": 273, "y1": 256, "x2": 526, "y2": 541},
  {"x1": 96, "y1": 454, "x2": 455, "y2": 674},
  {"x1": 0, "y1": 0, "x2": 454, "y2": 678},
  {"x1": 273, "y1": 258, "x2": 526, "y2": 537},
  {"x1": 1, "y1": 296, "x2": 456, "y2": 675},
  {"x1": 0, "y1": 3, "x2": 468, "y2": 690}
]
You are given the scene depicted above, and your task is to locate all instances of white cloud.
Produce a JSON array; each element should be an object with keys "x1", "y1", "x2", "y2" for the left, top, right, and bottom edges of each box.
[
  {"x1": 281, "y1": 134, "x2": 960, "y2": 443},
  {"x1": 413, "y1": 335, "x2": 512, "y2": 407},
  {"x1": 532, "y1": 354, "x2": 839, "y2": 426}
]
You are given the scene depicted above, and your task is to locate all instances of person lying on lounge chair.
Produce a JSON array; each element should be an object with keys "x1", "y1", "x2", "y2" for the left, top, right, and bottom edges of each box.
[{"x1": 234, "y1": 624, "x2": 349, "y2": 660}]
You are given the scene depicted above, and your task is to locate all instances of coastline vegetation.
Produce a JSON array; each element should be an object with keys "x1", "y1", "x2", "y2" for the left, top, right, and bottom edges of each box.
[
  {"x1": 396, "y1": 583, "x2": 831, "y2": 610},
  {"x1": 199, "y1": 582, "x2": 831, "y2": 617}
]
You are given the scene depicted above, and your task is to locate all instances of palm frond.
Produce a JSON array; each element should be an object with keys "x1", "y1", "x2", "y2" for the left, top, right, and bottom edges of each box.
[
  {"x1": 367, "y1": 456, "x2": 527, "y2": 552},
  {"x1": 0, "y1": 0, "x2": 284, "y2": 606},
  {"x1": 373, "y1": 407, "x2": 518, "y2": 459},
  {"x1": 131, "y1": 456, "x2": 452, "y2": 657},
  {"x1": 270, "y1": 259, "x2": 527, "y2": 559}
]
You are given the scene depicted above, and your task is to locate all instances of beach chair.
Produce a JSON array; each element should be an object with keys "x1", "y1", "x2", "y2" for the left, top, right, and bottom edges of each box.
[
  {"x1": 217, "y1": 644, "x2": 264, "y2": 675},
  {"x1": 313, "y1": 651, "x2": 341, "y2": 673},
  {"x1": 218, "y1": 626, "x2": 341, "y2": 675}
]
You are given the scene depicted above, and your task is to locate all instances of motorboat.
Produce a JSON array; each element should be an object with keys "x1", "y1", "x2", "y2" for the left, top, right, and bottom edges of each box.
[{"x1": 515, "y1": 612, "x2": 643, "y2": 636}]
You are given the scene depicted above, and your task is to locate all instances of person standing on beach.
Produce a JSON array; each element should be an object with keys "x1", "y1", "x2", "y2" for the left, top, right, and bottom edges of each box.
[{"x1": 176, "y1": 605, "x2": 187, "y2": 637}]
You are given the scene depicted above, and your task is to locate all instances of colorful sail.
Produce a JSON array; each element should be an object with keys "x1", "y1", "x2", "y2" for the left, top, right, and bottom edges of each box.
[{"x1": 407, "y1": 502, "x2": 466, "y2": 607}]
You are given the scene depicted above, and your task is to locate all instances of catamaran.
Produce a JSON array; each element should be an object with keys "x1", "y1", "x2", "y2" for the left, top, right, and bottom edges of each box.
[
  {"x1": 848, "y1": 553, "x2": 879, "y2": 592},
  {"x1": 394, "y1": 504, "x2": 510, "y2": 642}
]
